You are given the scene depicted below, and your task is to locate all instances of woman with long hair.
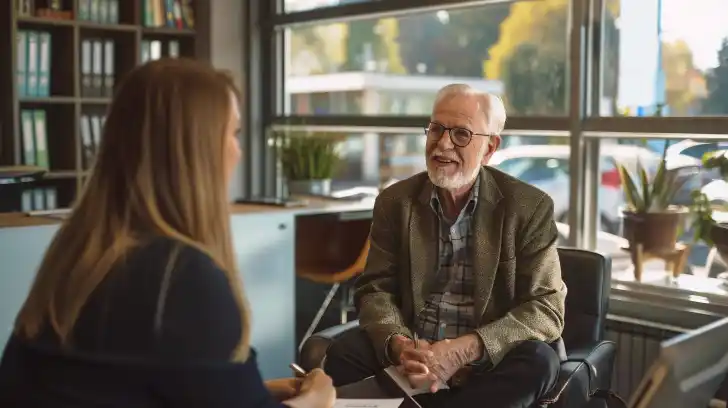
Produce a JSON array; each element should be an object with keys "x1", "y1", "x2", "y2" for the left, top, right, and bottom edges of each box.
[{"x1": 0, "y1": 58, "x2": 335, "y2": 408}]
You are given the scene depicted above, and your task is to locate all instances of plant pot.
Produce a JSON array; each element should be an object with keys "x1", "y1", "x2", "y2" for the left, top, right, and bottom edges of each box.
[
  {"x1": 711, "y1": 222, "x2": 728, "y2": 267},
  {"x1": 288, "y1": 179, "x2": 332, "y2": 196},
  {"x1": 622, "y1": 207, "x2": 688, "y2": 253}
]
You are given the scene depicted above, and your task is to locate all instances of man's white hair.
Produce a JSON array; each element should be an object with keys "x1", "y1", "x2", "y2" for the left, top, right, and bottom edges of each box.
[{"x1": 433, "y1": 84, "x2": 507, "y2": 134}]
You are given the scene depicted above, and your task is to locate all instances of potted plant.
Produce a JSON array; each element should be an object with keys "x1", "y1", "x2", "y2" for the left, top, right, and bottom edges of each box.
[
  {"x1": 616, "y1": 148, "x2": 689, "y2": 254},
  {"x1": 279, "y1": 133, "x2": 340, "y2": 196},
  {"x1": 689, "y1": 150, "x2": 728, "y2": 266}
]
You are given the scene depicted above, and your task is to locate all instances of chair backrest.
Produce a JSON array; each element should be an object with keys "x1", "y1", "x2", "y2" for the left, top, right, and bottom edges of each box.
[{"x1": 557, "y1": 247, "x2": 611, "y2": 351}]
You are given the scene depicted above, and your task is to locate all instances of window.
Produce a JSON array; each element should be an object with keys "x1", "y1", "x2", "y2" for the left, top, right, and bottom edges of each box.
[
  {"x1": 283, "y1": 0, "x2": 378, "y2": 13},
  {"x1": 282, "y1": 1, "x2": 569, "y2": 116},
  {"x1": 601, "y1": 0, "x2": 728, "y2": 116}
]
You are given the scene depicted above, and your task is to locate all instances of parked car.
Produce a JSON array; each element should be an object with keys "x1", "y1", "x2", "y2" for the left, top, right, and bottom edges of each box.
[
  {"x1": 665, "y1": 140, "x2": 728, "y2": 205},
  {"x1": 489, "y1": 144, "x2": 683, "y2": 233}
]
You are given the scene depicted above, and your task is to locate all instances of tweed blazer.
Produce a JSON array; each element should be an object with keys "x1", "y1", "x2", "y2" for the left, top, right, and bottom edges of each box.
[{"x1": 354, "y1": 166, "x2": 567, "y2": 367}]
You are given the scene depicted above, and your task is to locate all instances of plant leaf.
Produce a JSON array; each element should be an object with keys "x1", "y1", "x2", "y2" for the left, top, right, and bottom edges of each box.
[{"x1": 616, "y1": 162, "x2": 644, "y2": 211}]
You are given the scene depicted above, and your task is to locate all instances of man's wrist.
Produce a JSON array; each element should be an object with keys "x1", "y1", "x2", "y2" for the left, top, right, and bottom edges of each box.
[
  {"x1": 453, "y1": 334, "x2": 485, "y2": 365},
  {"x1": 384, "y1": 333, "x2": 411, "y2": 365}
]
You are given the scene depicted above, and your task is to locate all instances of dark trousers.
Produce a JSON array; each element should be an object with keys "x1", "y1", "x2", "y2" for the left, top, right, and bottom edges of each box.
[{"x1": 324, "y1": 328, "x2": 560, "y2": 408}]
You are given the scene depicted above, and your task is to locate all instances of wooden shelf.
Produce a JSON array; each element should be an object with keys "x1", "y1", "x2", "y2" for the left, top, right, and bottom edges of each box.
[
  {"x1": 19, "y1": 96, "x2": 76, "y2": 104},
  {"x1": 141, "y1": 27, "x2": 196, "y2": 36},
  {"x1": 78, "y1": 21, "x2": 139, "y2": 32},
  {"x1": 0, "y1": 0, "x2": 210, "y2": 212},
  {"x1": 16, "y1": 16, "x2": 75, "y2": 27}
]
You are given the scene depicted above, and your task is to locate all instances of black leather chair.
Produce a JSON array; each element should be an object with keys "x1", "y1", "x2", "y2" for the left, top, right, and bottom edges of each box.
[{"x1": 299, "y1": 247, "x2": 617, "y2": 408}]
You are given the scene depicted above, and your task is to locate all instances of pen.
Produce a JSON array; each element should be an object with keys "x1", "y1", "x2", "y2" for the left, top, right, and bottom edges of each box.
[
  {"x1": 289, "y1": 363, "x2": 307, "y2": 378},
  {"x1": 438, "y1": 323, "x2": 446, "y2": 341},
  {"x1": 413, "y1": 332, "x2": 419, "y2": 349}
]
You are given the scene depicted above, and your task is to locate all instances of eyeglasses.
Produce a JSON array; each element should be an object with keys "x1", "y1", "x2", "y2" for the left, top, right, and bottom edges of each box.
[{"x1": 425, "y1": 122, "x2": 495, "y2": 148}]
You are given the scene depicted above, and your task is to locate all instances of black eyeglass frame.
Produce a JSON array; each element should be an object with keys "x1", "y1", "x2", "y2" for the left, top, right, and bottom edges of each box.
[{"x1": 424, "y1": 121, "x2": 497, "y2": 148}]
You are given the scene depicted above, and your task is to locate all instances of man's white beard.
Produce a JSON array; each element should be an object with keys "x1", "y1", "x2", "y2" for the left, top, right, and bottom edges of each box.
[
  {"x1": 427, "y1": 163, "x2": 481, "y2": 190},
  {"x1": 427, "y1": 142, "x2": 487, "y2": 190}
]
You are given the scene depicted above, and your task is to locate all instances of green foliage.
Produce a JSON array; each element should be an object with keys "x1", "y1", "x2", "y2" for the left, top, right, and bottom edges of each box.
[
  {"x1": 280, "y1": 135, "x2": 340, "y2": 181},
  {"x1": 689, "y1": 150, "x2": 728, "y2": 244},
  {"x1": 615, "y1": 145, "x2": 686, "y2": 213},
  {"x1": 704, "y1": 38, "x2": 728, "y2": 114}
]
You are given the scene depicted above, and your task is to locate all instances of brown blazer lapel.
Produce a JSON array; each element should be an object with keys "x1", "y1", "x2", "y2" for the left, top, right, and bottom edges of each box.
[
  {"x1": 472, "y1": 167, "x2": 504, "y2": 320},
  {"x1": 409, "y1": 180, "x2": 438, "y2": 315}
]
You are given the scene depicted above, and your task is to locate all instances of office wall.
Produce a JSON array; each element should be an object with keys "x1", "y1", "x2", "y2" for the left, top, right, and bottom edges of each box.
[{"x1": 209, "y1": 0, "x2": 245, "y2": 201}]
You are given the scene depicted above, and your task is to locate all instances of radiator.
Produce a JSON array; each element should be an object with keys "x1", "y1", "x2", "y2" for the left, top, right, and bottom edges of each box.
[{"x1": 605, "y1": 318, "x2": 683, "y2": 400}]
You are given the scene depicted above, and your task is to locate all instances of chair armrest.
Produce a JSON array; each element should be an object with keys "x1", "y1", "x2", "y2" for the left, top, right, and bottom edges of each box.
[
  {"x1": 299, "y1": 320, "x2": 360, "y2": 372},
  {"x1": 539, "y1": 341, "x2": 617, "y2": 408}
]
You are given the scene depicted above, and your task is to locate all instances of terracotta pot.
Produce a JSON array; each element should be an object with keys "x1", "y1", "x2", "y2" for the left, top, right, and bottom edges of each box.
[
  {"x1": 711, "y1": 222, "x2": 728, "y2": 267},
  {"x1": 622, "y1": 207, "x2": 688, "y2": 253}
]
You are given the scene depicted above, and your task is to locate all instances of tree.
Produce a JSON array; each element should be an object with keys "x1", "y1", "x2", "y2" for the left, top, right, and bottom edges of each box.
[
  {"x1": 704, "y1": 38, "x2": 728, "y2": 114},
  {"x1": 396, "y1": 5, "x2": 511, "y2": 77},
  {"x1": 662, "y1": 40, "x2": 701, "y2": 115},
  {"x1": 485, "y1": 0, "x2": 619, "y2": 115}
]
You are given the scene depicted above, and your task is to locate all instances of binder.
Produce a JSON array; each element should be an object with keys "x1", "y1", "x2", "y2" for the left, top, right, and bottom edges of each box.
[
  {"x1": 80, "y1": 114, "x2": 94, "y2": 168},
  {"x1": 45, "y1": 188, "x2": 57, "y2": 210},
  {"x1": 140, "y1": 40, "x2": 151, "y2": 63},
  {"x1": 168, "y1": 40, "x2": 179, "y2": 58},
  {"x1": 33, "y1": 189, "x2": 45, "y2": 211},
  {"x1": 81, "y1": 40, "x2": 93, "y2": 96},
  {"x1": 26, "y1": 31, "x2": 39, "y2": 97},
  {"x1": 32, "y1": 110, "x2": 49, "y2": 169},
  {"x1": 181, "y1": 0, "x2": 194, "y2": 29},
  {"x1": 37, "y1": 32, "x2": 51, "y2": 97},
  {"x1": 78, "y1": 0, "x2": 91, "y2": 20},
  {"x1": 98, "y1": 0, "x2": 109, "y2": 23},
  {"x1": 21, "y1": 190, "x2": 33, "y2": 212},
  {"x1": 143, "y1": 0, "x2": 154, "y2": 27},
  {"x1": 150, "y1": 40, "x2": 162, "y2": 61},
  {"x1": 20, "y1": 110, "x2": 36, "y2": 165},
  {"x1": 90, "y1": 116, "x2": 102, "y2": 159},
  {"x1": 103, "y1": 40, "x2": 115, "y2": 97},
  {"x1": 16, "y1": 0, "x2": 33, "y2": 17},
  {"x1": 91, "y1": 40, "x2": 104, "y2": 97},
  {"x1": 153, "y1": 0, "x2": 165, "y2": 27},
  {"x1": 108, "y1": 0, "x2": 119, "y2": 23},
  {"x1": 173, "y1": 0, "x2": 184, "y2": 29},
  {"x1": 17, "y1": 30, "x2": 27, "y2": 97},
  {"x1": 165, "y1": 0, "x2": 176, "y2": 27},
  {"x1": 89, "y1": 0, "x2": 100, "y2": 22}
]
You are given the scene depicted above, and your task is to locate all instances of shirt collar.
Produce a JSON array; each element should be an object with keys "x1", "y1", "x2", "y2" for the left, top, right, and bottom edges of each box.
[{"x1": 430, "y1": 174, "x2": 480, "y2": 218}]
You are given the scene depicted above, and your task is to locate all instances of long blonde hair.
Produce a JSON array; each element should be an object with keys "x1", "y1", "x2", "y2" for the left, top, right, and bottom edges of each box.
[{"x1": 15, "y1": 58, "x2": 250, "y2": 361}]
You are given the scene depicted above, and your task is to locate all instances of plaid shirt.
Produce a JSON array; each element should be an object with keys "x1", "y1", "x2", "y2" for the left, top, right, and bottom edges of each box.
[{"x1": 414, "y1": 178, "x2": 479, "y2": 341}]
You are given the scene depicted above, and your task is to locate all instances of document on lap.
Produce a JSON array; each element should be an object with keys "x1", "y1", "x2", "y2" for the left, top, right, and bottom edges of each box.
[
  {"x1": 383, "y1": 366, "x2": 449, "y2": 396},
  {"x1": 334, "y1": 398, "x2": 404, "y2": 408}
]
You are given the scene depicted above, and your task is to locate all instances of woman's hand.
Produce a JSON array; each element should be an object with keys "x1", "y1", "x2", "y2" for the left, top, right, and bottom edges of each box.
[
  {"x1": 283, "y1": 368, "x2": 336, "y2": 408},
  {"x1": 265, "y1": 378, "x2": 302, "y2": 401}
]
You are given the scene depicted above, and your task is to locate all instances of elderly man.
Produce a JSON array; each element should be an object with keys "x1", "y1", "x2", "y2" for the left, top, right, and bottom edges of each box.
[{"x1": 324, "y1": 84, "x2": 567, "y2": 408}]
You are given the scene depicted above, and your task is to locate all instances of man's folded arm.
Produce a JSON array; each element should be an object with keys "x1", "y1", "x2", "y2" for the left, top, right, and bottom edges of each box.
[
  {"x1": 473, "y1": 195, "x2": 567, "y2": 366},
  {"x1": 354, "y1": 196, "x2": 412, "y2": 366}
]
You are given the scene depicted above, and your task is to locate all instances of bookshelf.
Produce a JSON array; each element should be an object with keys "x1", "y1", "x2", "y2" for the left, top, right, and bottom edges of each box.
[{"x1": 0, "y1": 0, "x2": 210, "y2": 213}]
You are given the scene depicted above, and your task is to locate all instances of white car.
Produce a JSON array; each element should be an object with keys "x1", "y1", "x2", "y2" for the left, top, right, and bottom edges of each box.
[{"x1": 489, "y1": 144, "x2": 680, "y2": 233}]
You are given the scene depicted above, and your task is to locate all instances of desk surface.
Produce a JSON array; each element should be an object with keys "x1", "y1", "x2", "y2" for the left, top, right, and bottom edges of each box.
[{"x1": 0, "y1": 197, "x2": 377, "y2": 229}]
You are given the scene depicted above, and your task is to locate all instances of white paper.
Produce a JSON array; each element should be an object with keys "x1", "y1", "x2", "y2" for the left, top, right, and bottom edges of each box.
[
  {"x1": 334, "y1": 398, "x2": 403, "y2": 408},
  {"x1": 383, "y1": 366, "x2": 449, "y2": 397}
]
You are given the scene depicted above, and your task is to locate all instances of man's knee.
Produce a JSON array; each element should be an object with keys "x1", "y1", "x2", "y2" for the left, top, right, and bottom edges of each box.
[
  {"x1": 513, "y1": 340, "x2": 561, "y2": 386},
  {"x1": 323, "y1": 328, "x2": 380, "y2": 386},
  {"x1": 325, "y1": 327, "x2": 374, "y2": 363}
]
